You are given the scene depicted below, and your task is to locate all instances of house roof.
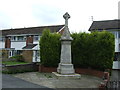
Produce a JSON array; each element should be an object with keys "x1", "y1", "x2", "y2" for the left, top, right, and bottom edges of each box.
[
  {"x1": 22, "y1": 44, "x2": 37, "y2": 49},
  {"x1": 89, "y1": 19, "x2": 120, "y2": 31},
  {"x1": 1, "y1": 25, "x2": 64, "y2": 36}
]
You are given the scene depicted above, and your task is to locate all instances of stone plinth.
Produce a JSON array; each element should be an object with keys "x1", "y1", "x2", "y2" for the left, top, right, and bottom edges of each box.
[
  {"x1": 57, "y1": 63, "x2": 74, "y2": 74},
  {"x1": 52, "y1": 72, "x2": 81, "y2": 79}
]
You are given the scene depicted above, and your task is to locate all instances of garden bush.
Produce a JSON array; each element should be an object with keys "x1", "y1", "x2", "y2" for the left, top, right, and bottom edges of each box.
[
  {"x1": 10, "y1": 55, "x2": 24, "y2": 62},
  {"x1": 71, "y1": 31, "x2": 114, "y2": 70},
  {"x1": 40, "y1": 29, "x2": 61, "y2": 67},
  {"x1": 40, "y1": 30, "x2": 115, "y2": 71}
]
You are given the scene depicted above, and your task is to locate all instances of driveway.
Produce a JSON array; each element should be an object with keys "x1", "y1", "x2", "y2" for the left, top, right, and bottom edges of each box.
[{"x1": 2, "y1": 74, "x2": 53, "y2": 89}]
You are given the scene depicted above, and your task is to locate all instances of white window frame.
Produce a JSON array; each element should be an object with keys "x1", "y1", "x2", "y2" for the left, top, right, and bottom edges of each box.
[
  {"x1": 17, "y1": 36, "x2": 24, "y2": 41},
  {"x1": 9, "y1": 50, "x2": 15, "y2": 58},
  {"x1": 34, "y1": 35, "x2": 40, "y2": 41},
  {"x1": 11, "y1": 36, "x2": 17, "y2": 41},
  {"x1": 11, "y1": 36, "x2": 26, "y2": 41}
]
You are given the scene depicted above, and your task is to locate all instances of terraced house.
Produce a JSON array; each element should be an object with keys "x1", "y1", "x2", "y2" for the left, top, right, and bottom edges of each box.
[{"x1": 0, "y1": 25, "x2": 64, "y2": 63}]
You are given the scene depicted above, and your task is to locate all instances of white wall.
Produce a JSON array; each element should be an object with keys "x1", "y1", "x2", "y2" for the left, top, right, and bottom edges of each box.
[
  {"x1": 33, "y1": 41, "x2": 40, "y2": 62},
  {"x1": 115, "y1": 31, "x2": 120, "y2": 52},
  {"x1": 0, "y1": 41, "x2": 5, "y2": 48},
  {"x1": 110, "y1": 31, "x2": 119, "y2": 52},
  {"x1": 11, "y1": 41, "x2": 39, "y2": 50},
  {"x1": 115, "y1": 38, "x2": 119, "y2": 52},
  {"x1": 118, "y1": 38, "x2": 120, "y2": 52},
  {"x1": 112, "y1": 61, "x2": 120, "y2": 69},
  {"x1": 32, "y1": 50, "x2": 40, "y2": 62},
  {"x1": 11, "y1": 41, "x2": 26, "y2": 50},
  {"x1": 33, "y1": 41, "x2": 39, "y2": 50}
]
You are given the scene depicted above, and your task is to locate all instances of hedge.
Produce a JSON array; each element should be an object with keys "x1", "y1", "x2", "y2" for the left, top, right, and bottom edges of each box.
[
  {"x1": 40, "y1": 29, "x2": 61, "y2": 67},
  {"x1": 71, "y1": 31, "x2": 115, "y2": 70},
  {"x1": 40, "y1": 30, "x2": 115, "y2": 71}
]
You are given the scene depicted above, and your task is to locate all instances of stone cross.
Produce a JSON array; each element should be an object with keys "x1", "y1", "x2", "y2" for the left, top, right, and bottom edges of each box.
[
  {"x1": 63, "y1": 12, "x2": 70, "y2": 27},
  {"x1": 61, "y1": 12, "x2": 73, "y2": 41}
]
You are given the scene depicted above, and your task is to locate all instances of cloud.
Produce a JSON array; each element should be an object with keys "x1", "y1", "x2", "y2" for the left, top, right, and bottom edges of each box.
[
  {"x1": 0, "y1": 0, "x2": 119, "y2": 32},
  {"x1": 31, "y1": 4, "x2": 64, "y2": 25}
]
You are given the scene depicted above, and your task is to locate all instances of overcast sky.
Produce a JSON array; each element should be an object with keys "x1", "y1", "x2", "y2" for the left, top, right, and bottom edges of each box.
[{"x1": 0, "y1": 0, "x2": 119, "y2": 32}]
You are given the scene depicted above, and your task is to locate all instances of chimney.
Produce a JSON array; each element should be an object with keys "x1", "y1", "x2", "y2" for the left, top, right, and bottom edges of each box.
[
  {"x1": 26, "y1": 35, "x2": 33, "y2": 46},
  {"x1": 5, "y1": 36, "x2": 11, "y2": 48}
]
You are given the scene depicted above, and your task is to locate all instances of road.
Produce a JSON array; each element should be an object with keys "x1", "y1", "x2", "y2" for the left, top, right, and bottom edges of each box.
[{"x1": 2, "y1": 74, "x2": 53, "y2": 90}]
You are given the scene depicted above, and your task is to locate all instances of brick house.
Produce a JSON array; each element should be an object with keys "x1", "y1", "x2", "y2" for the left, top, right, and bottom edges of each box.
[{"x1": 0, "y1": 25, "x2": 65, "y2": 63}]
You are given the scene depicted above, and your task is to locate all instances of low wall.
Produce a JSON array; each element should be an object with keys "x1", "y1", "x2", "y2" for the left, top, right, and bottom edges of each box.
[
  {"x1": 39, "y1": 65, "x2": 57, "y2": 73},
  {"x1": 39, "y1": 65, "x2": 104, "y2": 78},
  {"x1": 2, "y1": 63, "x2": 39, "y2": 73},
  {"x1": 75, "y1": 68, "x2": 104, "y2": 78}
]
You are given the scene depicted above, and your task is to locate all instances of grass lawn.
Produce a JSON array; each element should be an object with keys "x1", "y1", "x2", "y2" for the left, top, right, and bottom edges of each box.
[{"x1": 2, "y1": 61, "x2": 29, "y2": 65}]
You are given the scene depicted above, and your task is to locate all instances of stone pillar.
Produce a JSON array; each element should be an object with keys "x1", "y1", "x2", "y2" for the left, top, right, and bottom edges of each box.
[{"x1": 57, "y1": 12, "x2": 75, "y2": 74}]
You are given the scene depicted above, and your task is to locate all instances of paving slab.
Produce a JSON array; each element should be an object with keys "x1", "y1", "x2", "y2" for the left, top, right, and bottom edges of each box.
[{"x1": 12, "y1": 72, "x2": 104, "y2": 89}]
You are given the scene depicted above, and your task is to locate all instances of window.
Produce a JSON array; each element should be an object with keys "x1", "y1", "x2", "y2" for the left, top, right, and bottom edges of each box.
[
  {"x1": 17, "y1": 36, "x2": 24, "y2": 41},
  {"x1": 14, "y1": 50, "x2": 22, "y2": 55},
  {"x1": 36, "y1": 50, "x2": 40, "y2": 57},
  {"x1": 11, "y1": 36, "x2": 25, "y2": 41},
  {"x1": 11, "y1": 36, "x2": 16, "y2": 41},
  {"x1": 119, "y1": 44, "x2": 120, "y2": 52},
  {"x1": 9, "y1": 50, "x2": 15, "y2": 57},
  {"x1": 118, "y1": 32, "x2": 120, "y2": 38},
  {"x1": 34, "y1": 50, "x2": 40, "y2": 62},
  {"x1": 34, "y1": 35, "x2": 40, "y2": 41},
  {"x1": 16, "y1": 50, "x2": 22, "y2": 55},
  {"x1": 2, "y1": 37, "x2": 5, "y2": 41},
  {"x1": 0, "y1": 36, "x2": 2, "y2": 41},
  {"x1": 0, "y1": 36, "x2": 5, "y2": 41}
]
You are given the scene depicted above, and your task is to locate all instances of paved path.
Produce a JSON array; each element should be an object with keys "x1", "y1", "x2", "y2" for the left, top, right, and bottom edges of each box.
[
  {"x1": 12, "y1": 72, "x2": 104, "y2": 89},
  {"x1": 110, "y1": 70, "x2": 120, "y2": 80},
  {"x1": 2, "y1": 74, "x2": 53, "y2": 89}
]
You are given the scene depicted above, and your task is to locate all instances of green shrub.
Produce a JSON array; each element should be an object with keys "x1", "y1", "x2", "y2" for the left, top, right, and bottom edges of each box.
[
  {"x1": 40, "y1": 30, "x2": 114, "y2": 71},
  {"x1": 40, "y1": 29, "x2": 61, "y2": 67},
  {"x1": 2, "y1": 69, "x2": 35, "y2": 74},
  {"x1": 71, "y1": 33, "x2": 90, "y2": 68},
  {"x1": 90, "y1": 31, "x2": 114, "y2": 70},
  {"x1": 10, "y1": 55, "x2": 24, "y2": 62},
  {"x1": 71, "y1": 31, "x2": 114, "y2": 70}
]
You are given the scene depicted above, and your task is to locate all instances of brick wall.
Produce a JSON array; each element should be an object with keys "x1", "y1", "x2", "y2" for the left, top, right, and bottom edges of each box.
[
  {"x1": 26, "y1": 35, "x2": 33, "y2": 46},
  {"x1": 39, "y1": 65, "x2": 104, "y2": 78},
  {"x1": 1, "y1": 49, "x2": 9, "y2": 61},
  {"x1": 39, "y1": 65, "x2": 57, "y2": 73},
  {"x1": 5, "y1": 37, "x2": 11, "y2": 48},
  {"x1": 75, "y1": 68, "x2": 104, "y2": 78},
  {"x1": 22, "y1": 50, "x2": 33, "y2": 63}
]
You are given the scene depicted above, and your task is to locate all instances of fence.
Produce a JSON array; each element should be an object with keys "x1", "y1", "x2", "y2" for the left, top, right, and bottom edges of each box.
[{"x1": 106, "y1": 80, "x2": 120, "y2": 90}]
